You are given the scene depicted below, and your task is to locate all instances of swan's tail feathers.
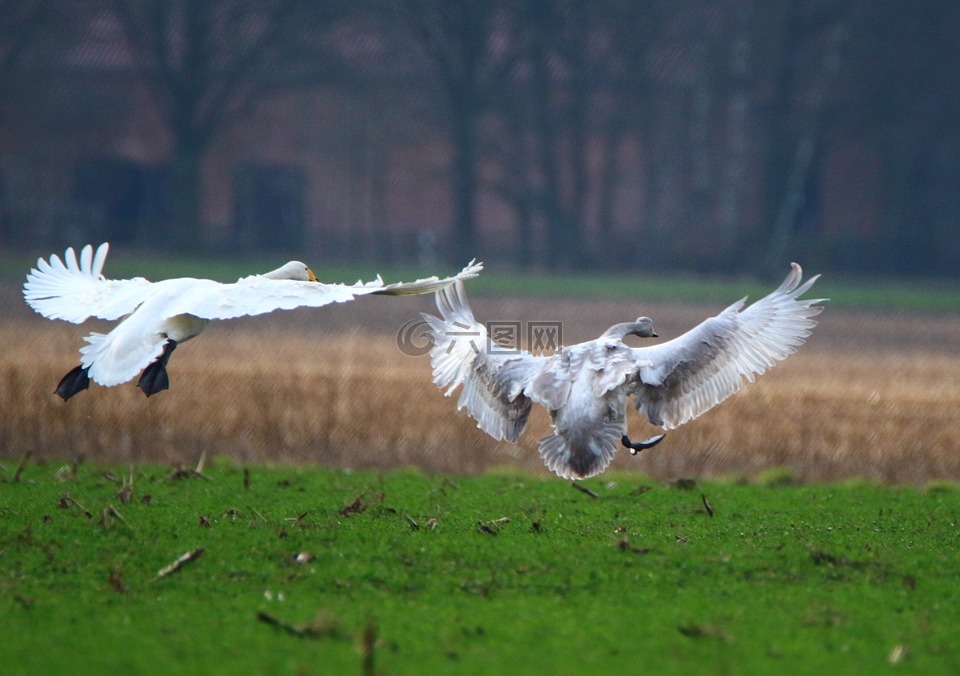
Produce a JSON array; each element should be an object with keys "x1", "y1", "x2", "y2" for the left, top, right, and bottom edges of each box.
[
  {"x1": 374, "y1": 260, "x2": 483, "y2": 296},
  {"x1": 78, "y1": 330, "x2": 167, "y2": 388},
  {"x1": 136, "y1": 340, "x2": 178, "y2": 397},
  {"x1": 54, "y1": 365, "x2": 91, "y2": 400},
  {"x1": 538, "y1": 423, "x2": 622, "y2": 480}
]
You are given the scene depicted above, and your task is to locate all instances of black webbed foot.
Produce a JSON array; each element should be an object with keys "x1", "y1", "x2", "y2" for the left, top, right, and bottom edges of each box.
[
  {"x1": 621, "y1": 433, "x2": 666, "y2": 456},
  {"x1": 137, "y1": 340, "x2": 178, "y2": 397},
  {"x1": 55, "y1": 365, "x2": 90, "y2": 400}
]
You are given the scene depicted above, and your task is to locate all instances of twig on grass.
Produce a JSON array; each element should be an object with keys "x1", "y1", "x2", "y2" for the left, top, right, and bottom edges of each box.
[
  {"x1": 57, "y1": 494, "x2": 93, "y2": 518},
  {"x1": 156, "y1": 548, "x2": 204, "y2": 579},
  {"x1": 678, "y1": 623, "x2": 729, "y2": 640},
  {"x1": 361, "y1": 616, "x2": 378, "y2": 676},
  {"x1": 571, "y1": 481, "x2": 599, "y2": 498},
  {"x1": 283, "y1": 511, "x2": 309, "y2": 525},
  {"x1": 117, "y1": 465, "x2": 134, "y2": 504},
  {"x1": 701, "y1": 494, "x2": 714, "y2": 517},
  {"x1": 256, "y1": 611, "x2": 343, "y2": 640},
  {"x1": 12, "y1": 450, "x2": 32, "y2": 482},
  {"x1": 340, "y1": 493, "x2": 368, "y2": 517},
  {"x1": 107, "y1": 568, "x2": 126, "y2": 593},
  {"x1": 257, "y1": 611, "x2": 311, "y2": 638},
  {"x1": 164, "y1": 451, "x2": 213, "y2": 482},
  {"x1": 195, "y1": 449, "x2": 208, "y2": 476},
  {"x1": 477, "y1": 517, "x2": 511, "y2": 535},
  {"x1": 101, "y1": 504, "x2": 132, "y2": 530}
]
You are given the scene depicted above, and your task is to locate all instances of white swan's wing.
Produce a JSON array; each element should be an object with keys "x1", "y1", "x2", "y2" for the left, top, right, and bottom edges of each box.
[
  {"x1": 375, "y1": 260, "x2": 483, "y2": 296},
  {"x1": 631, "y1": 263, "x2": 825, "y2": 429},
  {"x1": 23, "y1": 243, "x2": 153, "y2": 323},
  {"x1": 423, "y1": 280, "x2": 544, "y2": 443},
  {"x1": 159, "y1": 277, "x2": 382, "y2": 321},
  {"x1": 159, "y1": 260, "x2": 485, "y2": 321}
]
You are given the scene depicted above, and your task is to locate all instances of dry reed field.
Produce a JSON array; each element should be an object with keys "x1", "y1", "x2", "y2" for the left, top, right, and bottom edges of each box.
[{"x1": 2, "y1": 282, "x2": 959, "y2": 483}]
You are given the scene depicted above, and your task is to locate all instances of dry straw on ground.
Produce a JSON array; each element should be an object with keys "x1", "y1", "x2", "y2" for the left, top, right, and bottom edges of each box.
[{"x1": 2, "y1": 285, "x2": 958, "y2": 483}]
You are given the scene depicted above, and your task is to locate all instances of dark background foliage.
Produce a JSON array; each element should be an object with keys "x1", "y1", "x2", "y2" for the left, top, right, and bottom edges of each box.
[{"x1": 1, "y1": 0, "x2": 957, "y2": 277}]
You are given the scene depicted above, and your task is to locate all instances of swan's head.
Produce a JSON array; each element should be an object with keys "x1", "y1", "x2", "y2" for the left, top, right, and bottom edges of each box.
[
  {"x1": 601, "y1": 317, "x2": 658, "y2": 341},
  {"x1": 262, "y1": 261, "x2": 319, "y2": 282},
  {"x1": 627, "y1": 317, "x2": 658, "y2": 338}
]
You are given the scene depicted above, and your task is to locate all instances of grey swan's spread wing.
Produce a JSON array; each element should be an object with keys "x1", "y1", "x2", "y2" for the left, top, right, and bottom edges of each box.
[
  {"x1": 629, "y1": 263, "x2": 825, "y2": 429},
  {"x1": 423, "y1": 280, "x2": 545, "y2": 444}
]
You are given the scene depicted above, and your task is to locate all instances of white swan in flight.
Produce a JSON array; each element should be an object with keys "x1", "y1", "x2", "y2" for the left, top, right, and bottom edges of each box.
[
  {"x1": 423, "y1": 264, "x2": 824, "y2": 479},
  {"x1": 24, "y1": 242, "x2": 482, "y2": 399}
]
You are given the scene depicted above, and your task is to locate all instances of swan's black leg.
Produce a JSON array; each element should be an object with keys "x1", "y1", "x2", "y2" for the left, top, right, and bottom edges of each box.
[
  {"x1": 137, "y1": 340, "x2": 178, "y2": 397},
  {"x1": 55, "y1": 365, "x2": 90, "y2": 400},
  {"x1": 621, "y1": 433, "x2": 665, "y2": 456}
]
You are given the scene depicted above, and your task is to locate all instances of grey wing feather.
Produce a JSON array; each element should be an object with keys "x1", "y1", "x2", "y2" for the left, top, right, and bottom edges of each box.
[
  {"x1": 423, "y1": 280, "x2": 543, "y2": 443},
  {"x1": 631, "y1": 263, "x2": 825, "y2": 429}
]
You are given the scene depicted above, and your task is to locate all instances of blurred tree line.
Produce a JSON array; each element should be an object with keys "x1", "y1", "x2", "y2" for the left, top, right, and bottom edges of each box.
[{"x1": 0, "y1": 0, "x2": 958, "y2": 277}]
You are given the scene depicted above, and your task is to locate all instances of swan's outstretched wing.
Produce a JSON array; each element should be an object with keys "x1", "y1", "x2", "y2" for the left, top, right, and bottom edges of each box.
[
  {"x1": 23, "y1": 243, "x2": 153, "y2": 323},
  {"x1": 158, "y1": 260, "x2": 485, "y2": 321},
  {"x1": 157, "y1": 277, "x2": 382, "y2": 321},
  {"x1": 631, "y1": 263, "x2": 825, "y2": 429},
  {"x1": 423, "y1": 280, "x2": 544, "y2": 443},
  {"x1": 376, "y1": 260, "x2": 483, "y2": 296}
]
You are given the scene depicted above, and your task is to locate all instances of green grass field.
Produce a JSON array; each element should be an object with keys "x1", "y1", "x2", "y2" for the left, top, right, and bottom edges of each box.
[
  {"x1": 3, "y1": 248, "x2": 959, "y2": 673},
  {"x1": 2, "y1": 460, "x2": 958, "y2": 674}
]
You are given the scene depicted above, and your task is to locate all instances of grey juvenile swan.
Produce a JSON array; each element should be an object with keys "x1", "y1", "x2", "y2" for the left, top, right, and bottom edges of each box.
[
  {"x1": 25, "y1": 242, "x2": 482, "y2": 399},
  {"x1": 423, "y1": 264, "x2": 824, "y2": 479}
]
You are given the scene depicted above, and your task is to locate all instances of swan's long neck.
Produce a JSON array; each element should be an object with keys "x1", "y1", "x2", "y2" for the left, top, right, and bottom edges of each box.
[
  {"x1": 600, "y1": 320, "x2": 655, "y2": 341},
  {"x1": 600, "y1": 322, "x2": 642, "y2": 341}
]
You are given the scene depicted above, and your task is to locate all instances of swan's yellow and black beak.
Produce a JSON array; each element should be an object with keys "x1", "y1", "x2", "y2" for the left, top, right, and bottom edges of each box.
[{"x1": 307, "y1": 267, "x2": 319, "y2": 282}]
